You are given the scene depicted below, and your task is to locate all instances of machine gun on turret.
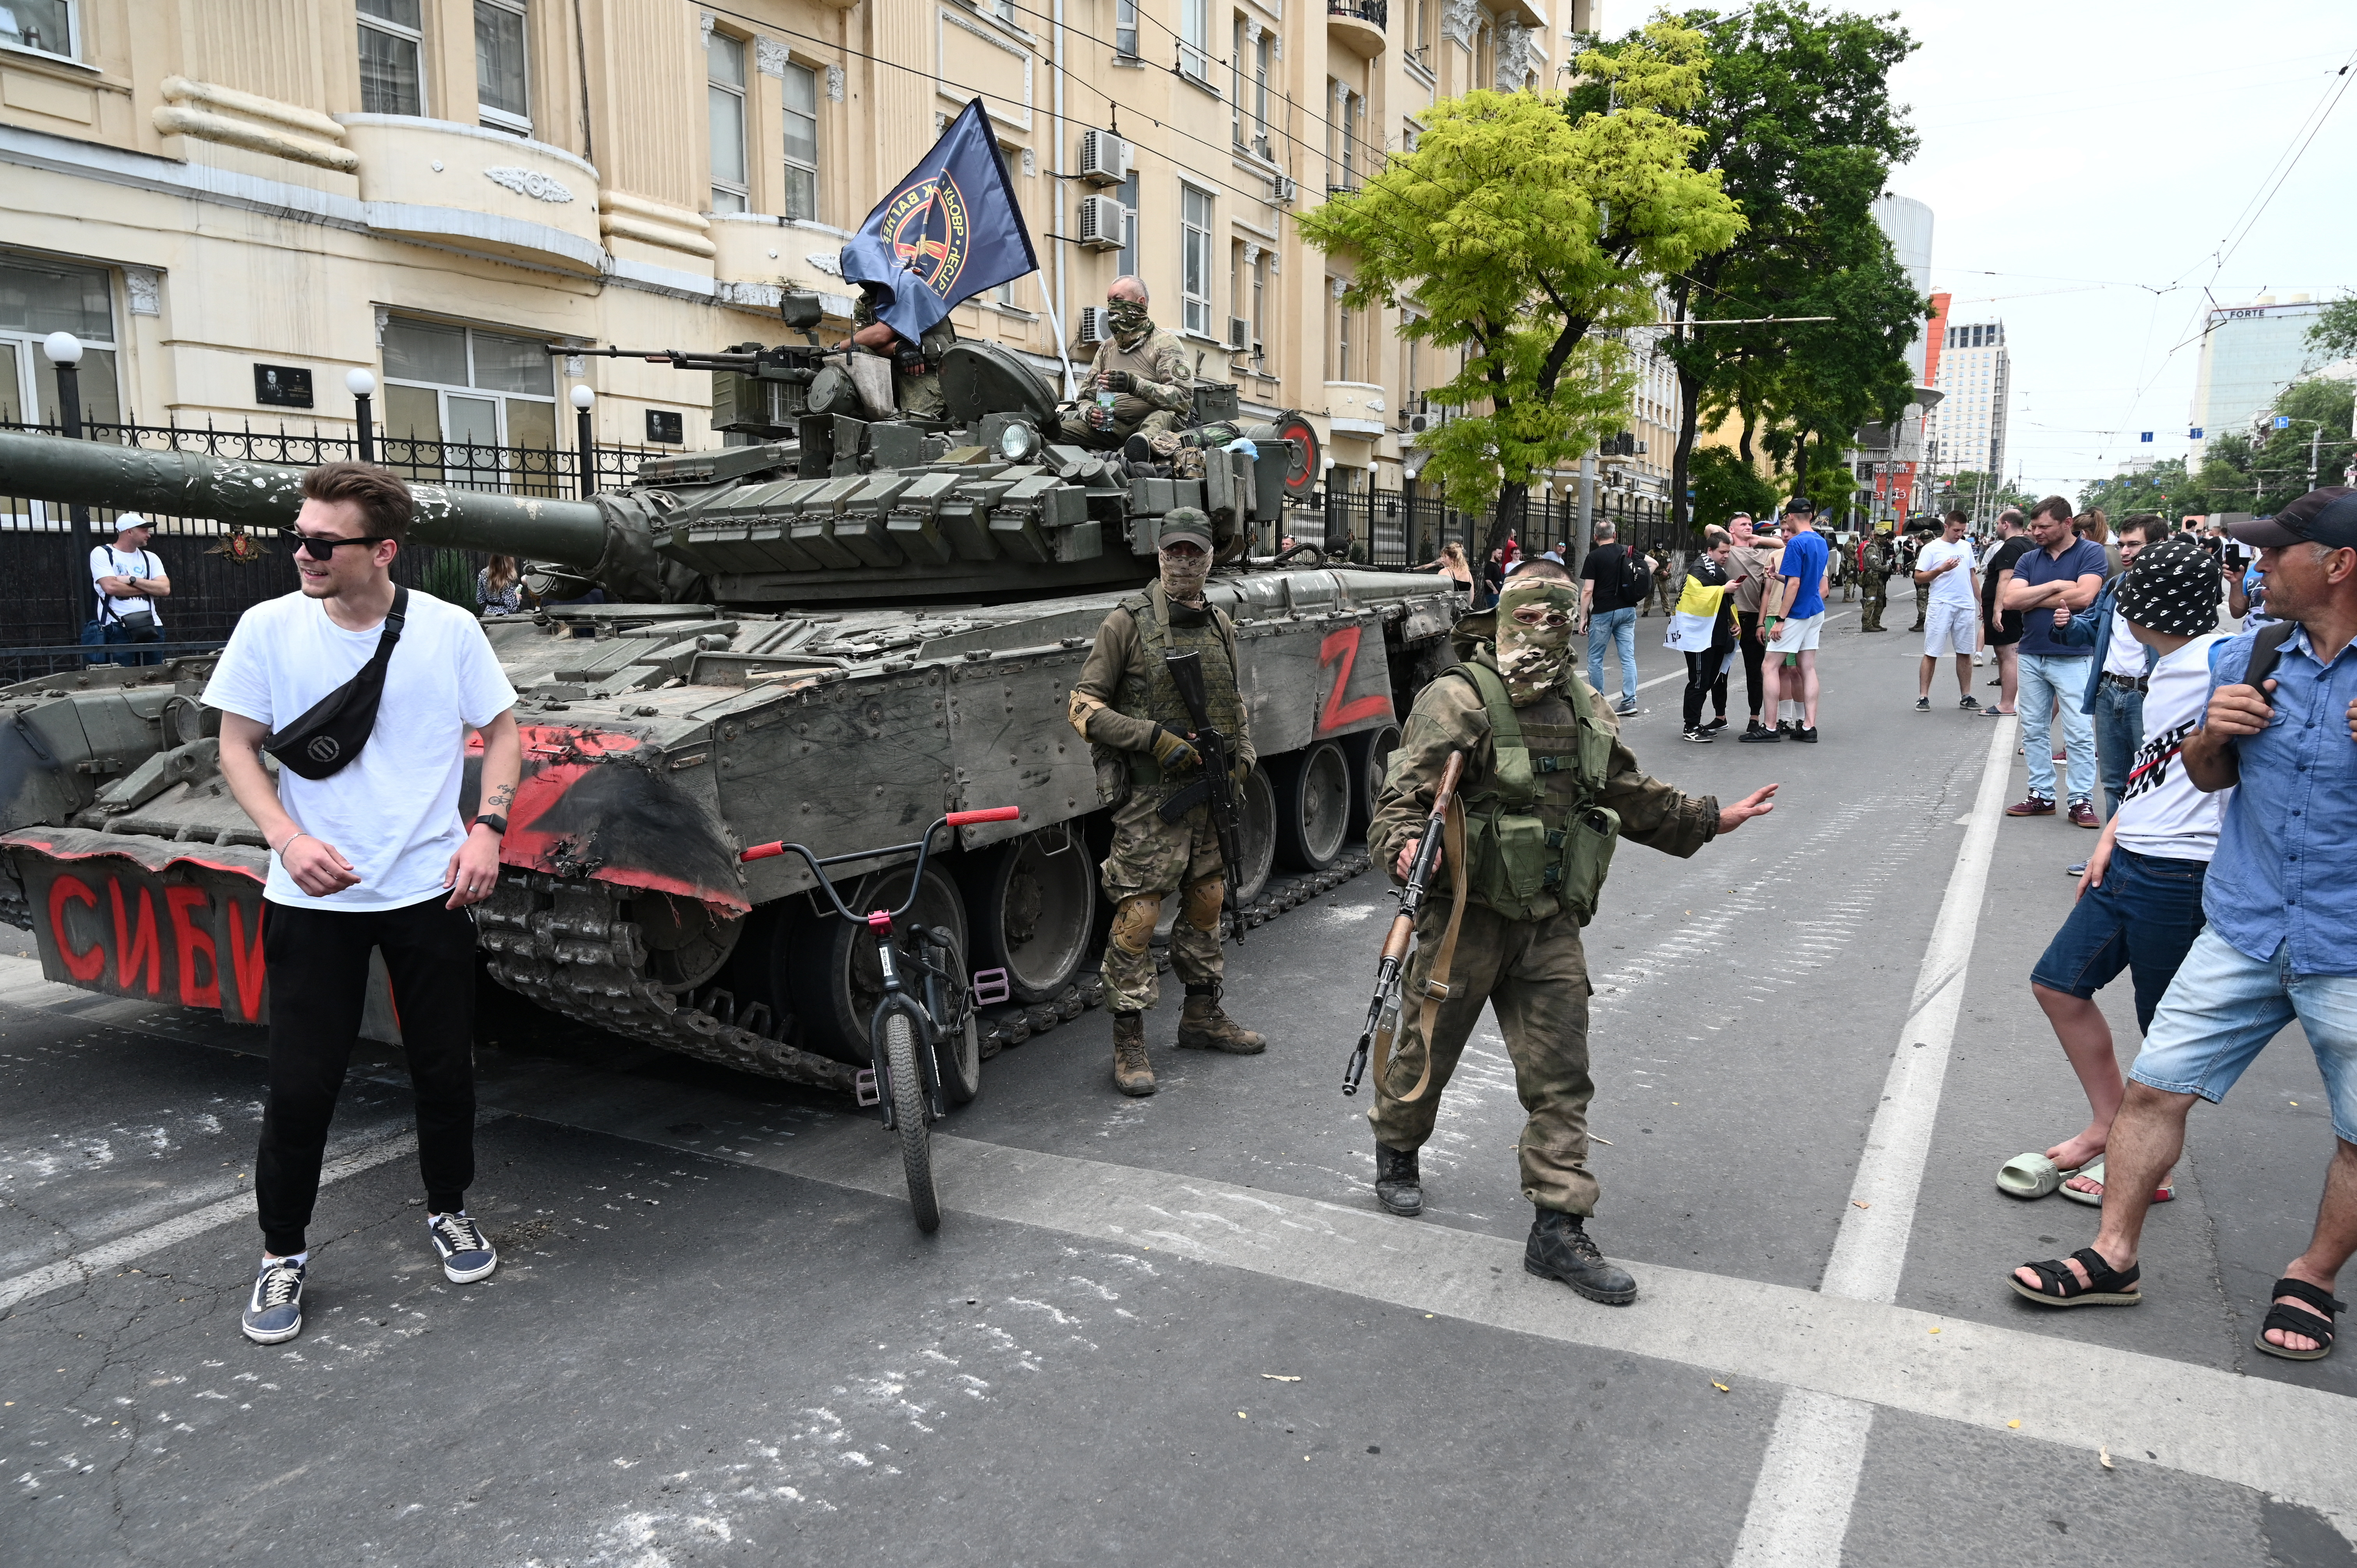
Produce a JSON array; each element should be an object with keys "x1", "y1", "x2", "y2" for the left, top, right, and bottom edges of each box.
[{"x1": 558, "y1": 288, "x2": 848, "y2": 441}]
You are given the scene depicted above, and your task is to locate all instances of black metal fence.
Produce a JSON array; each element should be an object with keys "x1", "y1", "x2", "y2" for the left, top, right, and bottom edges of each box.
[{"x1": 1272, "y1": 484, "x2": 1689, "y2": 581}]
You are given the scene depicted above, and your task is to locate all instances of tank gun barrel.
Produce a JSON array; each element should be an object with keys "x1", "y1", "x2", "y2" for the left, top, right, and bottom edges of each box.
[{"x1": 0, "y1": 428, "x2": 611, "y2": 570}]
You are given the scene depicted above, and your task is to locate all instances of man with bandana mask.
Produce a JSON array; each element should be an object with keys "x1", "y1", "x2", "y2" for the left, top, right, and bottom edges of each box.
[
  {"x1": 1059, "y1": 275, "x2": 1196, "y2": 452},
  {"x1": 1363, "y1": 559, "x2": 1781, "y2": 1303},
  {"x1": 1066, "y1": 508, "x2": 1264, "y2": 1095},
  {"x1": 847, "y1": 286, "x2": 957, "y2": 419}
]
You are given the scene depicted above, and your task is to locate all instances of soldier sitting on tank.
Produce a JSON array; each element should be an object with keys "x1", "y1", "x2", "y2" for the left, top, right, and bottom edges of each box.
[
  {"x1": 1066, "y1": 507, "x2": 1266, "y2": 1096},
  {"x1": 1059, "y1": 275, "x2": 1194, "y2": 453},
  {"x1": 846, "y1": 286, "x2": 956, "y2": 420}
]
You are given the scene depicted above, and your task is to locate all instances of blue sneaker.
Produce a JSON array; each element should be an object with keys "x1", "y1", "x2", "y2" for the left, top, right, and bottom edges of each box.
[
  {"x1": 429, "y1": 1212, "x2": 497, "y2": 1284},
  {"x1": 241, "y1": 1258, "x2": 305, "y2": 1345}
]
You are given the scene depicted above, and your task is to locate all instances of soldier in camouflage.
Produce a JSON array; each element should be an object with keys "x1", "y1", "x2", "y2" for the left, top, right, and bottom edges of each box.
[
  {"x1": 849, "y1": 288, "x2": 957, "y2": 419},
  {"x1": 1364, "y1": 559, "x2": 1780, "y2": 1303},
  {"x1": 1066, "y1": 508, "x2": 1265, "y2": 1096},
  {"x1": 1059, "y1": 276, "x2": 1195, "y2": 453},
  {"x1": 1859, "y1": 523, "x2": 1895, "y2": 631}
]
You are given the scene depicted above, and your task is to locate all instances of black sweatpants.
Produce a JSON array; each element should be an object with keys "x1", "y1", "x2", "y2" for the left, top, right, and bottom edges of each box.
[
  {"x1": 256, "y1": 896, "x2": 478, "y2": 1255},
  {"x1": 1735, "y1": 611, "x2": 1768, "y2": 719}
]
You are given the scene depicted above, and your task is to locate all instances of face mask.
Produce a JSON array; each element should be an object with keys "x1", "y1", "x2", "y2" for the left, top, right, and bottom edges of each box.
[
  {"x1": 1107, "y1": 299, "x2": 1152, "y2": 340},
  {"x1": 1495, "y1": 580, "x2": 1578, "y2": 704},
  {"x1": 1159, "y1": 546, "x2": 1210, "y2": 600}
]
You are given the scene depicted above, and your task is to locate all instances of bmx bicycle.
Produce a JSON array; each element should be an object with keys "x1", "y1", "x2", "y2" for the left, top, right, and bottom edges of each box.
[{"x1": 739, "y1": 806, "x2": 1020, "y2": 1232}]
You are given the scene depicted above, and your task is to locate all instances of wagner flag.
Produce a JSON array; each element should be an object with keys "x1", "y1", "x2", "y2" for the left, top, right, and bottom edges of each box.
[{"x1": 839, "y1": 99, "x2": 1039, "y2": 344}]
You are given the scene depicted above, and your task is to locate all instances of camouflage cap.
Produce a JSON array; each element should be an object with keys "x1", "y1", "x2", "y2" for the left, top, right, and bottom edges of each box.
[{"x1": 1158, "y1": 507, "x2": 1213, "y2": 551}]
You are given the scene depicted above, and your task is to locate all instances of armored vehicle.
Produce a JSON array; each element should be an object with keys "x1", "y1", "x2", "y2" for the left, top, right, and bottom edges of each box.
[{"x1": 0, "y1": 323, "x2": 1460, "y2": 1099}]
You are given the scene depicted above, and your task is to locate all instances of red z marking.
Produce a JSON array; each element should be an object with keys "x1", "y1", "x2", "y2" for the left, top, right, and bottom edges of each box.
[
  {"x1": 49, "y1": 875, "x2": 103, "y2": 982},
  {"x1": 166, "y1": 886, "x2": 221, "y2": 1008},
  {"x1": 110, "y1": 878, "x2": 162, "y2": 996},
  {"x1": 1317, "y1": 626, "x2": 1393, "y2": 733}
]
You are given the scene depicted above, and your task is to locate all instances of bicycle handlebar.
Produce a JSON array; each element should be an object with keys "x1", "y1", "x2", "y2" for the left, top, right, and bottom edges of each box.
[{"x1": 737, "y1": 807, "x2": 1022, "y2": 927}]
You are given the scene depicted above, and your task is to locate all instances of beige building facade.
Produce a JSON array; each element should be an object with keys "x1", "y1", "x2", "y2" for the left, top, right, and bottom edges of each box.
[{"x1": 0, "y1": 0, "x2": 1595, "y2": 491}]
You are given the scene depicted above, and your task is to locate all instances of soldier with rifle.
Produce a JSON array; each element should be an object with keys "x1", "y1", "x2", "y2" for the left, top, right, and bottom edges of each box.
[
  {"x1": 1358, "y1": 558, "x2": 1779, "y2": 1303},
  {"x1": 1066, "y1": 508, "x2": 1266, "y2": 1096}
]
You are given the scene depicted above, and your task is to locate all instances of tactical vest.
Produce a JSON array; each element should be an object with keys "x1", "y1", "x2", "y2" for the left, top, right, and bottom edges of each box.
[
  {"x1": 1450, "y1": 660, "x2": 1620, "y2": 924},
  {"x1": 1106, "y1": 584, "x2": 1244, "y2": 792}
]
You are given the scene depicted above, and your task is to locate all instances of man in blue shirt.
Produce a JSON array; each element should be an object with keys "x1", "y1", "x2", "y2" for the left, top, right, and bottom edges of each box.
[
  {"x1": 2006, "y1": 486, "x2": 2357, "y2": 1362},
  {"x1": 1760, "y1": 497, "x2": 1830, "y2": 741},
  {"x1": 2002, "y1": 497, "x2": 2110, "y2": 828}
]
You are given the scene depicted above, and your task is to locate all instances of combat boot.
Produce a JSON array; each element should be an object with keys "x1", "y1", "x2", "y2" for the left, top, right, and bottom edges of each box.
[
  {"x1": 1524, "y1": 1208, "x2": 1637, "y2": 1305},
  {"x1": 1374, "y1": 1142, "x2": 1424, "y2": 1217},
  {"x1": 1176, "y1": 986, "x2": 1265, "y2": 1054},
  {"x1": 1111, "y1": 1012, "x2": 1157, "y2": 1097}
]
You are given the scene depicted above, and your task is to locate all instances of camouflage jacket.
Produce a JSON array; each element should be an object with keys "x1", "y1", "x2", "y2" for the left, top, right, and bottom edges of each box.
[
  {"x1": 1088, "y1": 325, "x2": 1194, "y2": 413},
  {"x1": 1066, "y1": 589, "x2": 1256, "y2": 772},
  {"x1": 1368, "y1": 622, "x2": 1718, "y2": 882}
]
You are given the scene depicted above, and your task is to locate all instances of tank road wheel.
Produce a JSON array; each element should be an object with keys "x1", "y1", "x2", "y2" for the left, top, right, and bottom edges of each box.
[
  {"x1": 1232, "y1": 763, "x2": 1278, "y2": 904},
  {"x1": 882, "y1": 1010, "x2": 941, "y2": 1234},
  {"x1": 787, "y1": 865, "x2": 969, "y2": 1067},
  {"x1": 960, "y1": 824, "x2": 1094, "y2": 1005},
  {"x1": 1269, "y1": 741, "x2": 1351, "y2": 872},
  {"x1": 1345, "y1": 722, "x2": 1401, "y2": 839},
  {"x1": 633, "y1": 893, "x2": 746, "y2": 992}
]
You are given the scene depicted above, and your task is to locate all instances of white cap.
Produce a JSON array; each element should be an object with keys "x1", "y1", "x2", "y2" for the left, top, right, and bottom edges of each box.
[{"x1": 116, "y1": 512, "x2": 148, "y2": 531}]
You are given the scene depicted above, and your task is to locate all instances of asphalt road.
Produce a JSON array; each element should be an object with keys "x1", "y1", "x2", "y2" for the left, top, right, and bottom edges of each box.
[{"x1": 3, "y1": 578, "x2": 2353, "y2": 1567}]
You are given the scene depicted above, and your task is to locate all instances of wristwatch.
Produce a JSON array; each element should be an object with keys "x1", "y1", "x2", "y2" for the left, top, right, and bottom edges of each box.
[{"x1": 472, "y1": 813, "x2": 507, "y2": 835}]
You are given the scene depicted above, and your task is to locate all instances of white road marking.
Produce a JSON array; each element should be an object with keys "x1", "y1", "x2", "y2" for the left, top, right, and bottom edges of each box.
[{"x1": 1729, "y1": 710, "x2": 2020, "y2": 1564}]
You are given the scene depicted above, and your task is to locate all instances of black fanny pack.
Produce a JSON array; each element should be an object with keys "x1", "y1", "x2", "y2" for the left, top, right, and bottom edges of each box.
[{"x1": 263, "y1": 587, "x2": 407, "y2": 780}]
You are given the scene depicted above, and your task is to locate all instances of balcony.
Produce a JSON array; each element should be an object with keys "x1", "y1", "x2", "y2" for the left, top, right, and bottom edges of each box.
[
  {"x1": 1327, "y1": 0, "x2": 1387, "y2": 59},
  {"x1": 337, "y1": 115, "x2": 604, "y2": 275},
  {"x1": 1326, "y1": 380, "x2": 1388, "y2": 438}
]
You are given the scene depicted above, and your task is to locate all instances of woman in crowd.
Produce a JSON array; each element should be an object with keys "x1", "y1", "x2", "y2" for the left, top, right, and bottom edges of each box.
[
  {"x1": 1418, "y1": 540, "x2": 1475, "y2": 600},
  {"x1": 477, "y1": 554, "x2": 523, "y2": 618},
  {"x1": 1669, "y1": 527, "x2": 1739, "y2": 743}
]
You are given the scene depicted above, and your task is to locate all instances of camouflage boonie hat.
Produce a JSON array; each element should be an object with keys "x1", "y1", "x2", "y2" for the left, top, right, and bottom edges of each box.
[{"x1": 1158, "y1": 507, "x2": 1213, "y2": 551}]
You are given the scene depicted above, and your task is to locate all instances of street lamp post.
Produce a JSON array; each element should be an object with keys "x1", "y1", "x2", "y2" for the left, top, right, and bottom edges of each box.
[
  {"x1": 346, "y1": 368, "x2": 378, "y2": 464},
  {"x1": 571, "y1": 385, "x2": 596, "y2": 498},
  {"x1": 44, "y1": 332, "x2": 93, "y2": 636}
]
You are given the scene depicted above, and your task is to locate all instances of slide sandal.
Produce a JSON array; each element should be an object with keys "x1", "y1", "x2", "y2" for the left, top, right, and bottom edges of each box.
[
  {"x1": 2057, "y1": 1157, "x2": 2175, "y2": 1207},
  {"x1": 1997, "y1": 1153, "x2": 2069, "y2": 1199}
]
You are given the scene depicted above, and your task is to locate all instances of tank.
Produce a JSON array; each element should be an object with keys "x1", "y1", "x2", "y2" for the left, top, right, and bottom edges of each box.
[{"x1": 0, "y1": 339, "x2": 1460, "y2": 1095}]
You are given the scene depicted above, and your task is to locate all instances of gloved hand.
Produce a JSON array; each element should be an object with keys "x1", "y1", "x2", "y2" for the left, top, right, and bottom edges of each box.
[
  {"x1": 1100, "y1": 369, "x2": 1136, "y2": 394},
  {"x1": 1152, "y1": 726, "x2": 1200, "y2": 772},
  {"x1": 1230, "y1": 758, "x2": 1252, "y2": 791},
  {"x1": 1084, "y1": 401, "x2": 1115, "y2": 430}
]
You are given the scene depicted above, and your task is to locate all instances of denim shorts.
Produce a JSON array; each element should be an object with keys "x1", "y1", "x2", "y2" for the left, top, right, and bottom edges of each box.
[
  {"x1": 2129, "y1": 927, "x2": 2357, "y2": 1142},
  {"x1": 2029, "y1": 848, "x2": 2209, "y2": 1033}
]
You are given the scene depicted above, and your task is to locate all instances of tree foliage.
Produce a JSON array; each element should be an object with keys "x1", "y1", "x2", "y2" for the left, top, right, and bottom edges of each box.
[
  {"x1": 1299, "y1": 22, "x2": 1743, "y2": 551},
  {"x1": 1687, "y1": 443, "x2": 1779, "y2": 526},
  {"x1": 2305, "y1": 295, "x2": 2357, "y2": 362},
  {"x1": 2187, "y1": 377, "x2": 2356, "y2": 516},
  {"x1": 1929, "y1": 469, "x2": 2038, "y2": 519},
  {"x1": 2077, "y1": 457, "x2": 2191, "y2": 525}
]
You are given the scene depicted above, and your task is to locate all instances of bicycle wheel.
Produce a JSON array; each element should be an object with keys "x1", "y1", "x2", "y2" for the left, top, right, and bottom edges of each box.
[{"x1": 882, "y1": 1010, "x2": 940, "y2": 1233}]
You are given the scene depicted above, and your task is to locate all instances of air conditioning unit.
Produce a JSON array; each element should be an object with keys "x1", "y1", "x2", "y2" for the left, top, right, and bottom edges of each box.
[
  {"x1": 1077, "y1": 129, "x2": 1128, "y2": 186},
  {"x1": 1226, "y1": 316, "x2": 1248, "y2": 350},
  {"x1": 1075, "y1": 194, "x2": 1127, "y2": 251},
  {"x1": 1270, "y1": 175, "x2": 1299, "y2": 205},
  {"x1": 1076, "y1": 306, "x2": 1106, "y2": 346},
  {"x1": 1406, "y1": 408, "x2": 1448, "y2": 438}
]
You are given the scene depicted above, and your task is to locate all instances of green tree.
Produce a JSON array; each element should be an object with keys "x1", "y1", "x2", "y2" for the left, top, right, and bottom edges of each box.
[
  {"x1": 1571, "y1": 3, "x2": 1925, "y2": 531},
  {"x1": 1687, "y1": 443, "x2": 1779, "y2": 525},
  {"x1": 2305, "y1": 294, "x2": 2357, "y2": 361},
  {"x1": 2077, "y1": 457, "x2": 2191, "y2": 524},
  {"x1": 1929, "y1": 470, "x2": 2035, "y2": 520},
  {"x1": 2240, "y1": 376, "x2": 2355, "y2": 513},
  {"x1": 1300, "y1": 22, "x2": 1744, "y2": 556},
  {"x1": 2187, "y1": 433, "x2": 2256, "y2": 517}
]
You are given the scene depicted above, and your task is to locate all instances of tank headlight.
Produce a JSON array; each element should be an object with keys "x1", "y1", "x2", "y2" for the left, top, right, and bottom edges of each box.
[{"x1": 999, "y1": 422, "x2": 1041, "y2": 463}]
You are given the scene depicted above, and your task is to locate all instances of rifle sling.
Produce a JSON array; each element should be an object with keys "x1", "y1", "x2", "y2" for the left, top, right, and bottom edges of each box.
[{"x1": 1373, "y1": 796, "x2": 1468, "y2": 1107}]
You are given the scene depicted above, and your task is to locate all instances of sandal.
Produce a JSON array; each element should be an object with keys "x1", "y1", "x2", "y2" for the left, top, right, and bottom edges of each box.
[
  {"x1": 2057, "y1": 1157, "x2": 2175, "y2": 1207},
  {"x1": 2009, "y1": 1247, "x2": 2143, "y2": 1307},
  {"x1": 1997, "y1": 1152, "x2": 2072, "y2": 1199},
  {"x1": 2253, "y1": 1277, "x2": 2346, "y2": 1362}
]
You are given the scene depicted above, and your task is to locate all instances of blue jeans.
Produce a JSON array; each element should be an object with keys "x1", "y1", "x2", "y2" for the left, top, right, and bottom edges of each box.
[
  {"x1": 1585, "y1": 606, "x2": 1638, "y2": 705},
  {"x1": 2029, "y1": 847, "x2": 2207, "y2": 1033},
  {"x1": 2131, "y1": 928, "x2": 2357, "y2": 1142},
  {"x1": 2091, "y1": 679, "x2": 2143, "y2": 820},
  {"x1": 2017, "y1": 653, "x2": 2096, "y2": 804},
  {"x1": 79, "y1": 619, "x2": 159, "y2": 667}
]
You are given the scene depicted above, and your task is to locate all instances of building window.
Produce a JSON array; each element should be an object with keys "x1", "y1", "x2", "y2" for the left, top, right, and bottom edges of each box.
[
  {"x1": 1180, "y1": 186, "x2": 1213, "y2": 337},
  {"x1": 1114, "y1": 0, "x2": 1139, "y2": 58},
  {"x1": 1330, "y1": 286, "x2": 1353, "y2": 382},
  {"x1": 708, "y1": 31, "x2": 749, "y2": 214},
  {"x1": 1402, "y1": 313, "x2": 1422, "y2": 411},
  {"x1": 1251, "y1": 251, "x2": 1269, "y2": 368},
  {"x1": 1115, "y1": 169, "x2": 1140, "y2": 280},
  {"x1": 1230, "y1": 16, "x2": 1246, "y2": 146},
  {"x1": 0, "y1": 0, "x2": 79, "y2": 60},
  {"x1": 358, "y1": 0, "x2": 426, "y2": 117},
  {"x1": 382, "y1": 318, "x2": 558, "y2": 484},
  {"x1": 1410, "y1": 0, "x2": 1435, "y2": 68},
  {"x1": 1253, "y1": 32, "x2": 1272, "y2": 145},
  {"x1": 1178, "y1": 0, "x2": 1209, "y2": 81},
  {"x1": 782, "y1": 60, "x2": 820, "y2": 222},
  {"x1": 0, "y1": 254, "x2": 120, "y2": 429},
  {"x1": 474, "y1": 0, "x2": 530, "y2": 134}
]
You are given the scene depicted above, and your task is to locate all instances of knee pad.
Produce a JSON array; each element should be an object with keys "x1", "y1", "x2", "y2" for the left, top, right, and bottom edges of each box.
[
  {"x1": 1181, "y1": 878, "x2": 1225, "y2": 932},
  {"x1": 1110, "y1": 894, "x2": 1160, "y2": 955}
]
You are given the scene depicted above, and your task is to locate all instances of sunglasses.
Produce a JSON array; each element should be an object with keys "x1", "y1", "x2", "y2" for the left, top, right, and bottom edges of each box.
[{"x1": 286, "y1": 532, "x2": 384, "y2": 560}]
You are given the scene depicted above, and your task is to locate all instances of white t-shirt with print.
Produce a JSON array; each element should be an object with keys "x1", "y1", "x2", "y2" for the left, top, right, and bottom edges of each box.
[
  {"x1": 1916, "y1": 538, "x2": 1978, "y2": 608},
  {"x1": 2112, "y1": 630, "x2": 2233, "y2": 862},
  {"x1": 203, "y1": 590, "x2": 517, "y2": 911},
  {"x1": 90, "y1": 544, "x2": 165, "y2": 627}
]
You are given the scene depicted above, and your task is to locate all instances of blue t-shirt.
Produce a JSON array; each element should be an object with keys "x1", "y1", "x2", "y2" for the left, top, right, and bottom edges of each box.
[
  {"x1": 1777, "y1": 530, "x2": 1829, "y2": 618},
  {"x1": 2014, "y1": 538, "x2": 2110, "y2": 657}
]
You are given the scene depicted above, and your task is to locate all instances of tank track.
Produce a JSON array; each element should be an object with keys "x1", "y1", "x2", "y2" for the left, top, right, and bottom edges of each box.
[{"x1": 472, "y1": 849, "x2": 1370, "y2": 1087}]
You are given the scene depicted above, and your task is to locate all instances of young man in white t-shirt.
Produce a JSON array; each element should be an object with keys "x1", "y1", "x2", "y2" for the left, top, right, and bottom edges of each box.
[
  {"x1": 2003, "y1": 533, "x2": 2229, "y2": 1210},
  {"x1": 204, "y1": 462, "x2": 521, "y2": 1345},
  {"x1": 87, "y1": 513, "x2": 171, "y2": 666},
  {"x1": 1913, "y1": 510, "x2": 1982, "y2": 712}
]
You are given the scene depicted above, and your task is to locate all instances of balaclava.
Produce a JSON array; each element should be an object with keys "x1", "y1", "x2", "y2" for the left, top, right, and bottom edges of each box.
[
  {"x1": 1157, "y1": 508, "x2": 1213, "y2": 600},
  {"x1": 1495, "y1": 574, "x2": 1579, "y2": 705},
  {"x1": 1107, "y1": 293, "x2": 1152, "y2": 346}
]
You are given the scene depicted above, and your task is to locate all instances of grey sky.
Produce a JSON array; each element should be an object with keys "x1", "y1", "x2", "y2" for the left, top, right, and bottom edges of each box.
[{"x1": 1879, "y1": 1, "x2": 2355, "y2": 497}]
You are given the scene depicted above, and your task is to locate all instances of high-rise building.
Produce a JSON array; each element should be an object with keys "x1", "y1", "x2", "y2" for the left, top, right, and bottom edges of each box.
[
  {"x1": 2187, "y1": 295, "x2": 2331, "y2": 468},
  {"x1": 1930, "y1": 319, "x2": 2010, "y2": 482},
  {"x1": 1850, "y1": 193, "x2": 1934, "y2": 523}
]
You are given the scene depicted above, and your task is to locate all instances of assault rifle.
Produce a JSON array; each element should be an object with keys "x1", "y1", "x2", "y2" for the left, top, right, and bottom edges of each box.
[
  {"x1": 1342, "y1": 750, "x2": 1466, "y2": 1097},
  {"x1": 1157, "y1": 650, "x2": 1247, "y2": 945}
]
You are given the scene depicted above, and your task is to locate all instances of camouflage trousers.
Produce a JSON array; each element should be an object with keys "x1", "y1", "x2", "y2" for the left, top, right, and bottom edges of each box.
[
  {"x1": 1860, "y1": 582, "x2": 1887, "y2": 630},
  {"x1": 1366, "y1": 901, "x2": 1600, "y2": 1216},
  {"x1": 1097, "y1": 787, "x2": 1225, "y2": 1013},
  {"x1": 1057, "y1": 407, "x2": 1184, "y2": 452}
]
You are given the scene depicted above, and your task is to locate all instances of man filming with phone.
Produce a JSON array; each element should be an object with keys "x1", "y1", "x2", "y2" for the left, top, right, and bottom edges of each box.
[{"x1": 204, "y1": 462, "x2": 520, "y2": 1346}]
